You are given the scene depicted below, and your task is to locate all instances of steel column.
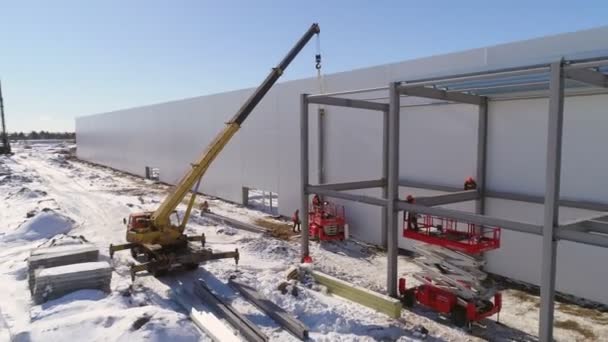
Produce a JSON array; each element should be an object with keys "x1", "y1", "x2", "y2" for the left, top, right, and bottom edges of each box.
[
  {"x1": 381, "y1": 110, "x2": 389, "y2": 248},
  {"x1": 387, "y1": 82, "x2": 400, "y2": 297},
  {"x1": 476, "y1": 97, "x2": 488, "y2": 214},
  {"x1": 318, "y1": 107, "x2": 325, "y2": 185},
  {"x1": 300, "y1": 94, "x2": 310, "y2": 260},
  {"x1": 539, "y1": 61, "x2": 565, "y2": 342}
]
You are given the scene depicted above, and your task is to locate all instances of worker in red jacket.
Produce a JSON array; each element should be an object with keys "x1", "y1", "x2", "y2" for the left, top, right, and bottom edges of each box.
[
  {"x1": 312, "y1": 194, "x2": 322, "y2": 212},
  {"x1": 292, "y1": 209, "x2": 301, "y2": 233},
  {"x1": 464, "y1": 176, "x2": 477, "y2": 190},
  {"x1": 405, "y1": 195, "x2": 419, "y2": 231}
]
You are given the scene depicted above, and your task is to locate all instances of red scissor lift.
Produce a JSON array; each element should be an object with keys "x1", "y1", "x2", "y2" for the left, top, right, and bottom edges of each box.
[
  {"x1": 309, "y1": 201, "x2": 347, "y2": 241},
  {"x1": 399, "y1": 212, "x2": 502, "y2": 328}
]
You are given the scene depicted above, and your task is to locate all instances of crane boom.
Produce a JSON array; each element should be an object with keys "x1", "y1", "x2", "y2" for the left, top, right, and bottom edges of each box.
[{"x1": 151, "y1": 23, "x2": 320, "y2": 227}]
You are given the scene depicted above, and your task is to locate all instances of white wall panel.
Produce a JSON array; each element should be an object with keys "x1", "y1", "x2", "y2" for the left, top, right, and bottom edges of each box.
[{"x1": 77, "y1": 26, "x2": 608, "y2": 304}]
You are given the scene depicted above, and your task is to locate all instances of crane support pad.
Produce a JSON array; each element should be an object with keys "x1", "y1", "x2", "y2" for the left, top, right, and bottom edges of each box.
[
  {"x1": 193, "y1": 280, "x2": 269, "y2": 342},
  {"x1": 229, "y1": 279, "x2": 309, "y2": 340},
  {"x1": 311, "y1": 270, "x2": 402, "y2": 318}
]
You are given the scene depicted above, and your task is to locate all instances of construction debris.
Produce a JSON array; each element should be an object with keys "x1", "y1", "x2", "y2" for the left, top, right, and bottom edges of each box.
[
  {"x1": 230, "y1": 279, "x2": 309, "y2": 340},
  {"x1": 32, "y1": 261, "x2": 112, "y2": 304},
  {"x1": 193, "y1": 280, "x2": 268, "y2": 342},
  {"x1": 311, "y1": 270, "x2": 403, "y2": 319},
  {"x1": 27, "y1": 244, "x2": 99, "y2": 292}
]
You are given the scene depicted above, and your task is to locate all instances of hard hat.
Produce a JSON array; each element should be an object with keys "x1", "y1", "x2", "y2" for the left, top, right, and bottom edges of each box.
[
  {"x1": 466, "y1": 176, "x2": 474, "y2": 182},
  {"x1": 406, "y1": 195, "x2": 415, "y2": 202}
]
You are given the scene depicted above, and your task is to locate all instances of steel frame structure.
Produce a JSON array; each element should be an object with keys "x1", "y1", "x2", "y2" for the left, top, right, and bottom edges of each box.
[{"x1": 300, "y1": 56, "x2": 608, "y2": 341}]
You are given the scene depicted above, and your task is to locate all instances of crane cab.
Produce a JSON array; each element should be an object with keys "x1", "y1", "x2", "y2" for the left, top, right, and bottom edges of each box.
[
  {"x1": 124, "y1": 211, "x2": 184, "y2": 246},
  {"x1": 126, "y1": 212, "x2": 153, "y2": 232}
]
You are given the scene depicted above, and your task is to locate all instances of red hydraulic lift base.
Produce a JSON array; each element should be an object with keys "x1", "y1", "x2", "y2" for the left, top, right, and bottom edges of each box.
[{"x1": 398, "y1": 278, "x2": 502, "y2": 328}]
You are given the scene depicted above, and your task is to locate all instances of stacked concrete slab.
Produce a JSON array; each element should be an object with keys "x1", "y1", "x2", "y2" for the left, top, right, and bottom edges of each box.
[
  {"x1": 27, "y1": 244, "x2": 112, "y2": 304},
  {"x1": 32, "y1": 261, "x2": 112, "y2": 304},
  {"x1": 28, "y1": 244, "x2": 99, "y2": 292}
]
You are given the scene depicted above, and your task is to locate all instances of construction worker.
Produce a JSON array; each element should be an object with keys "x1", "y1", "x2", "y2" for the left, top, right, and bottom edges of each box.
[
  {"x1": 199, "y1": 200, "x2": 210, "y2": 215},
  {"x1": 292, "y1": 209, "x2": 301, "y2": 233},
  {"x1": 312, "y1": 194, "x2": 322, "y2": 212},
  {"x1": 464, "y1": 176, "x2": 477, "y2": 190},
  {"x1": 405, "y1": 195, "x2": 419, "y2": 231}
]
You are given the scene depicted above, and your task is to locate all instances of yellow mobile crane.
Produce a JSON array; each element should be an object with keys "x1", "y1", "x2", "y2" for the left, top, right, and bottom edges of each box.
[{"x1": 110, "y1": 23, "x2": 321, "y2": 279}]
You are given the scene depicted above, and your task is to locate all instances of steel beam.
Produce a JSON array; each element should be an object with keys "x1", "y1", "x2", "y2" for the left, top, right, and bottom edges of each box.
[
  {"x1": 300, "y1": 94, "x2": 310, "y2": 260},
  {"x1": 399, "y1": 64, "x2": 550, "y2": 89},
  {"x1": 306, "y1": 186, "x2": 387, "y2": 207},
  {"x1": 399, "y1": 180, "x2": 608, "y2": 212},
  {"x1": 387, "y1": 82, "x2": 400, "y2": 297},
  {"x1": 581, "y1": 220, "x2": 608, "y2": 234},
  {"x1": 311, "y1": 179, "x2": 385, "y2": 191},
  {"x1": 308, "y1": 95, "x2": 389, "y2": 111},
  {"x1": 416, "y1": 190, "x2": 479, "y2": 207},
  {"x1": 193, "y1": 281, "x2": 268, "y2": 342},
  {"x1": 565, "y1": 68, "x2": 608, "y2": 88},
  {"x1": 398, "y1": 85, "x2": 483, "y2": 105},
  {"x1": 539, "y1": 61, "x2": 565, "y2": 342},
  {"x1": 399, "y1": 179, "x2": 463, "y2": 193},
  {"x1": 396, "y1": 200, "x2": 542, "y2": 236},
  {"x1": 557, "y1": 229, "x2": 608, "y2": 249},
  {"x1": 476, "y1": 98, "x2": 488, "y2": 214},
  {"x1": 560, "y1": 215, "x2": 608, "y2": 234},
  {"x1": 485, "y1": 190, "x2": 608, "y2": 212},
  {"x1": 229, "y1": 280, "x2": 309, "y2": 340},
  {"x1": 307, "y1": 86, "x2": 389, "y2": 98},
  {"x1": 565, "y1": 57, "x2": 608, "y2": 70},
  {"x1": 311, "y1": 270, "x2": 403, "y2": 318},
  {"x1": 381, "y1": 110, "x2": 389, "y2": 248}
]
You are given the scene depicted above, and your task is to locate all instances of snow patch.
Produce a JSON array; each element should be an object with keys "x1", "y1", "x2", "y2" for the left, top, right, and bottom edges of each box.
[
  {"x1": 2, "y1": 210, "x2": 75, "y2": 242},
  {"x1": 241, "y1": 236, "x2": 298, "y2": 261},
  {"x1": 6, "y1": 187, "x2": 47, "y2": 200}
]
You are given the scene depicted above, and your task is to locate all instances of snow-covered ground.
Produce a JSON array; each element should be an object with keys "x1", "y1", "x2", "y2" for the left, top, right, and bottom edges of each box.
[{"x1": 0, "y1": 142, "x2": 606, "y2": 341}]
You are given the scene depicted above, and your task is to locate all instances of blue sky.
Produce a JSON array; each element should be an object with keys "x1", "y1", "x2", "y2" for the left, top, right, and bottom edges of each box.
[{"x1": 1, "y1": 0, "x2": 607, "y2": 132}]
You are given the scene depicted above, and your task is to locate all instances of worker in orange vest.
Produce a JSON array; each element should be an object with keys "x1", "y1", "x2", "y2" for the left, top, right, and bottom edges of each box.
[
  {"x1": 292, "y1": 209, "x2": 301, "y2": 233},
  {"x1": 405, "y1": 195, "x2": 419, "y2": 231},
  {"x1": 464, "y1": 176, "x2": 477, "y2": 190}
]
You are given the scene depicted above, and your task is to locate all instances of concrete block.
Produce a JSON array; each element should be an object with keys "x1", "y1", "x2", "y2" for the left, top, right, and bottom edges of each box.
[{"x1": 32, "y1": 261, "x2": 112, "y2": 304}]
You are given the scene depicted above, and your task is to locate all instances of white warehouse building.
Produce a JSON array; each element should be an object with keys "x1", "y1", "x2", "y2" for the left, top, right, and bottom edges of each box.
[{"x1": 77, "y1": 26, "x2": 608, "y2": 305}]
